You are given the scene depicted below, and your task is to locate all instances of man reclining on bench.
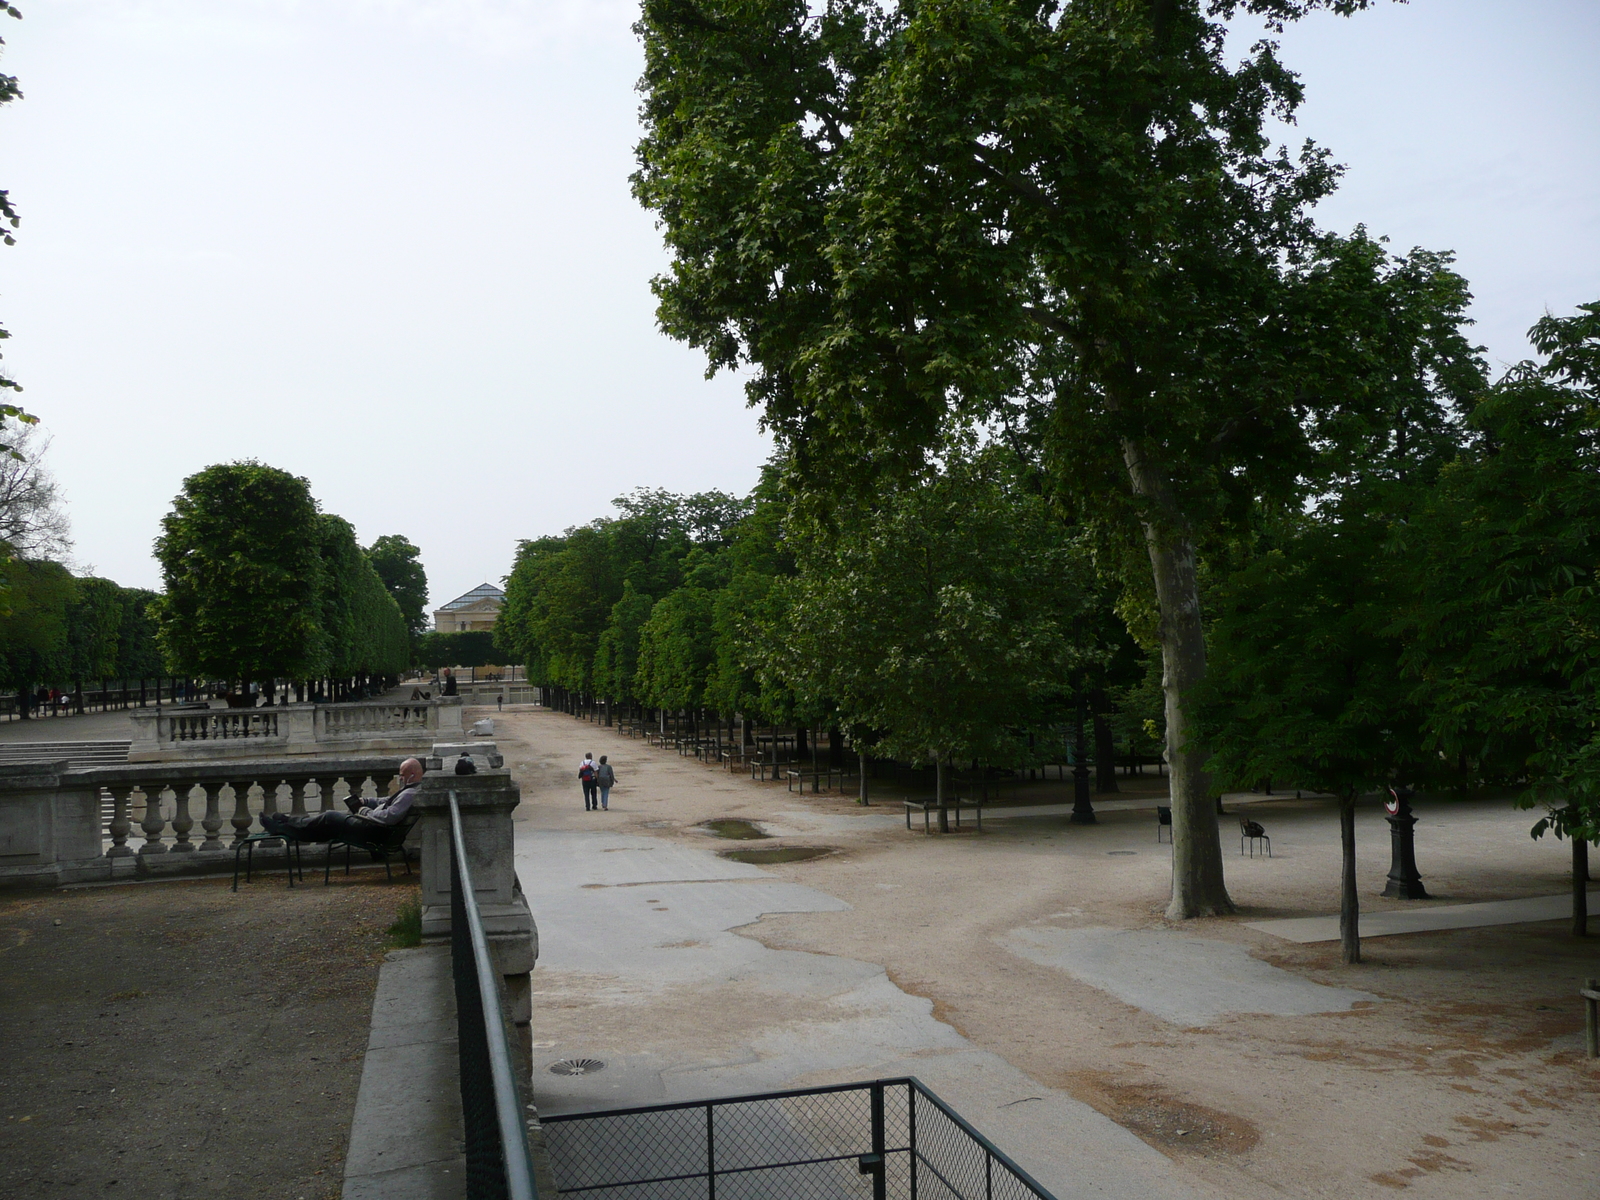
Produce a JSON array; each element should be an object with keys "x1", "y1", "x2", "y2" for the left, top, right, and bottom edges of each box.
[{"x1": 263, "y1": 758, "x2": 424, "y2": 842}]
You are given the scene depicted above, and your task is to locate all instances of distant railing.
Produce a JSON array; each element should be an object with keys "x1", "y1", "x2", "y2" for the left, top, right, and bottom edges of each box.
[
  {"x1": 541, "y1": 1077, "x2": 1057, "y2": 1199},
  {"x1": 127, "y1": 698, "x2": 463, "y2": 761},
  {"x1": 168, "y1": 709, "x2": 280, "y2": 742},
  {"x1": 449, "y1": 789, "x2": 540, "y2": 1200},
  {"x1": 320, "y1": 702, "x2": 434, "y2": 737}
]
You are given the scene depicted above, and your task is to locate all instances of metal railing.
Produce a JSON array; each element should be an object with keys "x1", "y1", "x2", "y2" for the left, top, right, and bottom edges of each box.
[
  {"x1": 540, "y1": 1076, "x2": 1058, "y2": 1199},
  {"x1": 449, "y1": 790, "x2": 541, "y2": 1200}
]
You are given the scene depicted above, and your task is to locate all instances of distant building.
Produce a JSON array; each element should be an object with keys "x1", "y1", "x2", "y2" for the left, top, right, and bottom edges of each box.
[{"x1": 433, "y1": 582, "x2": 504, "y2": 633}]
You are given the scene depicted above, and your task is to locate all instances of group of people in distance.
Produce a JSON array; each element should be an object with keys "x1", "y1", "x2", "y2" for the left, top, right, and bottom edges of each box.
[{"x1": 577, "y1": 752, "x2": 617, "y2": 811}]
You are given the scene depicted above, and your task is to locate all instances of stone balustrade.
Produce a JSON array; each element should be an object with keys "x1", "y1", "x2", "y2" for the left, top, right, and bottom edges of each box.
[
  {"x1": 128, "y1": 698, "x2": 463, "y2": 762},
  {"x1": 0, "y1": 755, "x2": 418, "y2": 886}
]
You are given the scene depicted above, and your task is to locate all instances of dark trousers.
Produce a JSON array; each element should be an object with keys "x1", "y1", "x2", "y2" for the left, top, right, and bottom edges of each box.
[
  {"x1": 266, "y1": 810, "x2": 364, "y2": 843},
  {"x1": 582, "y1": 780, "x2": 597, "y2": 810}
]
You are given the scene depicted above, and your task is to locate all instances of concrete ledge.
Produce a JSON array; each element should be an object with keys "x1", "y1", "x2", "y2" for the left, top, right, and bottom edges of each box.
[
  {"x1": 1247, "y1": 890, "x2": 1600, "y2": 943},
  {"x1": 343, "y1": 946, "x2": 465, "y2": 1200}
]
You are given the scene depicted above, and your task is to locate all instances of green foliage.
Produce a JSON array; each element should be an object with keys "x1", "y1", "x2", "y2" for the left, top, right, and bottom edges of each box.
[
  {"x1": 417, "y1": 630, "x2": 498, "y2": 671},
  {"x1": 775, "y1": 453, "x2": 1098, "y2": 766},
  {"x1": 152, "y1": 462, "x2": 407, "y2": 684},
  {"x1": 496, "y1": 489, "x2": 747, "y2": 691},
  {"x1": 1399, "y1": 301, "x2": 1600, "y2": 844},
  {"x1": 635, "y1": 551, "x2": 726, "y2": 711},
  {"x1": 593, "y1": 583, "x2": 655, "y2": 703},
  {"x1": 0, "y1": 558, "x2": 73, "y2": 692},
  {"x1": 153, "y1": 463, "x2": 327, "y2": 683},
  {"x1": 1196, "y1": 513, "x2": 1424, "y2": 800},
  {"x1": 115, "y1": 588, "x2": 164, "y2": 680},
  {"x1": 0, "y1": 3, "x2": 35, "y2": 455},
  {"x1": 63, "y1": 577, "x2": 123, "y2": 683},
  {"x1": 384, "y1": 894, "x2": 423, "y2": 950},
  {"x1": 318, "y1": 516, "x2": 409, "y2": 679},
  {"x1": 366, "y1": 534, "x2": 430, "y2": 643}
]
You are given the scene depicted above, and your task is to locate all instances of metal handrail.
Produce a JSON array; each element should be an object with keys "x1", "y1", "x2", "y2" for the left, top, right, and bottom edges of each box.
[{"x1": 449, "y1": 790, "x2": 539, "y2": 1200}]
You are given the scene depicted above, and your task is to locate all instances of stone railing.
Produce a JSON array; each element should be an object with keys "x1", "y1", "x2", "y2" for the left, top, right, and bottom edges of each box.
[
  {"x1": 165, "y1": 707, "x2": 281, "y2": 743},
  {"x1": 127, "y1": 698, "x2": 463, "y2": 762},
  {"x1": 320, "y1": 702, "x2": 436, "y2": 738},
  {"x1": 0, "y1": 755, "x2": 417, "y2": 886}
]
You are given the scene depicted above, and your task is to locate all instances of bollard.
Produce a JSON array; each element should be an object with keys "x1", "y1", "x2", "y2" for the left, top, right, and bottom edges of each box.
[{"x1": 1583, "y1": 978, "x2": 1599, "y2": 1060}]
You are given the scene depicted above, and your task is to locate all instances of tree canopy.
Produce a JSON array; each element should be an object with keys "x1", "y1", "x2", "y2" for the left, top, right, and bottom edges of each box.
[
  {"x1": 152, "y1": 461, "x2": 408, "y2": 686},
  {"x1": 630, "y1": 0, "x2": 1483, "y2": 916},
  {"x1": 366, "y1": 534, "x2": 430, "y2": 644}
]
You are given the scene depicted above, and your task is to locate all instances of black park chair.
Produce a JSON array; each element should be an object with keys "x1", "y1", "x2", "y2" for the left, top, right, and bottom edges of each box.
[
  {"x1": 1156, "y1": 806, "x2": 1172, "y2": 843},
  {"x1": 1240, "y1": 815, "x2": 1271, "y2": 858},
  {"x1": 324, "y1": 808, "x2": 422, "y2": 884}
]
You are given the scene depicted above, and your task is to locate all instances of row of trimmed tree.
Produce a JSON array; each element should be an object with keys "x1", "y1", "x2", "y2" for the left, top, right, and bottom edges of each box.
[
  {"x1": 497, "y1": 464, "x2": 1155, "y2": 799},
  {"x1": 149, "y1": 462, "x2": 422, "y2": 702},
  {"x1": 0, "y1": 561, "x2": 163, "y2": 714}
]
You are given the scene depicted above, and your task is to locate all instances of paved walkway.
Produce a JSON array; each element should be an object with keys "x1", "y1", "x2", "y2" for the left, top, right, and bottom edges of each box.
[
  {"x1": 508, "y1": 737, "x2": 1221, "y2": 1199},
  {"x1": 1247, "y1": 890, "x2": 1600, "y2": 943}
]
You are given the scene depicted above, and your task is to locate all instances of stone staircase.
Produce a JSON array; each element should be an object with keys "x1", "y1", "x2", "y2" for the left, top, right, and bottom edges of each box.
[{"x1": 0, "y1": 741, "x2": 132, "y2": 838}]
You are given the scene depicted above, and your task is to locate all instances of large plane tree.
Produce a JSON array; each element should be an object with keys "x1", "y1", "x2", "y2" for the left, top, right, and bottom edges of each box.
[{"x1": 633, "y1": 0, "x2": 1480, "y2": 916}]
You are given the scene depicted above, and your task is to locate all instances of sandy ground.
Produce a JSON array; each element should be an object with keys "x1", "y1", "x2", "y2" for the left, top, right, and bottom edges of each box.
[
  {"x1": 0, "y1": 872, "x2": 417, "y2": 1200},
  {"x1": 491, "y1": 704, "x2": 1600, "y2": 1200}
]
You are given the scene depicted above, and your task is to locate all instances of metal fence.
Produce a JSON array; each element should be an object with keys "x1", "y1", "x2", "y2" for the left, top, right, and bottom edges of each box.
[
  {"x1": 449, "y1": 790, "x2": 541, "y2": 1200},
  {"x1": 540, "y1": 1078, "x2": 1057, "y2": 1200}
]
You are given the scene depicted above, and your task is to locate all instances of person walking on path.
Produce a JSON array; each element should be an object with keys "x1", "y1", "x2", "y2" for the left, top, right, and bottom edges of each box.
[
  {"x1": 579, "y1": 752, "x2": 598, "y2": 811},
  {"x1": 595, "y1": 755, "x2": 617, "y2": 811}
]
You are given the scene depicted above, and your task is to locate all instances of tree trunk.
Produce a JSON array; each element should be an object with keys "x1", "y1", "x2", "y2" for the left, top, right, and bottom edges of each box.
[
  {"x1": 1094, "y1": 708, "x2": 1119, "y2": 794},
  {"x1": 1124, "y1": 439, "x2": 1233, "y2": 918},
  {"x1": 936, "y1": 755, "x2": 950, "y2": 833},
  {"x1": 859, "y1": 752, "x2": 870, "y2": 806},
  {"x1": 1575, "y1": 837, "x2": 1590, "y2": 938},
  {"x1": 1340, "y1": 792, "x2": 1361, "y2": 964}
]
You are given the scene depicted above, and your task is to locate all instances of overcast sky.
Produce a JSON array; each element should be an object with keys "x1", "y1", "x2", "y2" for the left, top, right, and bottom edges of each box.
[{"x1": 3, "y1": 0, "x2": 1596, "y2": 609}]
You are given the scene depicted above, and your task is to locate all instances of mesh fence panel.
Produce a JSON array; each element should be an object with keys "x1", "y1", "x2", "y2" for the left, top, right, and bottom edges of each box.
[
  {"x1": 542, "y1": 1080, "x2": 1053, "y2": 1200},
  {"x1": 544, "y1": 1106, "x2": 709, "y2": 1191}
]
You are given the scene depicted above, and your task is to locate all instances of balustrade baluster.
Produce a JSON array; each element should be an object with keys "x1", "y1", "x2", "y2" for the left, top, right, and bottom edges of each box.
[
  {"x1": 259, "y1": 778, "x2": 283, "y2": 828},
  {"x1": 106, "y1": 785, "x2": 136, "y2": 858},
  {"x1": 314, "y1": 775, "x2": 340, "y2": 812},
  {"x1": 197, "y1": 781, "x2": 226, "y2": 852},
  {"x1": 139, "y1": 785, "x2": 169, "y2": 855},
  {"x1": 228, "y1": 779, "x2": 254, "y2": 844},
  {"x1": 287, "y1": 777, "x2": 309, "y2": 814},
  {"x1": 169, "y1": 784, "x2": 197, "y2": 851}
]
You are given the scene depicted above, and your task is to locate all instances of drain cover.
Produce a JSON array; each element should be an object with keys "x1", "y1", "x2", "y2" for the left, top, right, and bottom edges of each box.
[
  {"x1": 548, "y1": 1058, "x2": 606, "y2": 1077},
  {"x1": 1106, "y1": 850, "x2": 1137, "y2": 856}
]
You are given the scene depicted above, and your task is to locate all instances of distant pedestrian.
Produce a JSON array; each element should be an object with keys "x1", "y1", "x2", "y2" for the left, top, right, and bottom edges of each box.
[
  {"x1": 595, "y1": 756, "x2": 617, "y2": 811},
  {"x1": 579, "y1": 752, "x2": 598, "y2": 811},
  {"x1": 497, "y1": 692, "x2": 503, "y2": 711}
]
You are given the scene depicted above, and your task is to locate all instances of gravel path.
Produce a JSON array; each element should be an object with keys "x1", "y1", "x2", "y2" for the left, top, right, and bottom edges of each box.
[{"x1": 0, "y1": 872, "x2": 416, "y2": 1200}]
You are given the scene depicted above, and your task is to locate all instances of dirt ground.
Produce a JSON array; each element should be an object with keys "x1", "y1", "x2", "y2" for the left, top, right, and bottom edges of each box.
[
  {"x1": 493, "y1": 704, "x2": 1600, "y2": 1200},
  {"x1": 0, "y1": 871, "x2": 417, "y2": 1200}
]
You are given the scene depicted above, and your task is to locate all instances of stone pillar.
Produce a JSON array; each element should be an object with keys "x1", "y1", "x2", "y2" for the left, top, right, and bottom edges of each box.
[
  {"x1": 415, "y1": 771, "x2": 538, "y2": 1083},
  {"x1": 0, "y1": 762, "x2": 106, "y2": 887}
]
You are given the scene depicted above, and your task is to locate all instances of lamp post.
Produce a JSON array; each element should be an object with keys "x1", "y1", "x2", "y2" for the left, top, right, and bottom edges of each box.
[{"x1": 1382, "y1": 784, "x2": 1430, "y2": 899}]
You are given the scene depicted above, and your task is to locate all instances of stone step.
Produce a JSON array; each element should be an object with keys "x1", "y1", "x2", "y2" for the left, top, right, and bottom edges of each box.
[{"x1": 0, "y1": 740, "x2": 132, "y2": 769}]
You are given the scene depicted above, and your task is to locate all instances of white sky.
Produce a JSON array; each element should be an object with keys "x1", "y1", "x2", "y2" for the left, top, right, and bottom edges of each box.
[{"x1": 3, "y1": 0, "x2": 1596, "y2": 608}]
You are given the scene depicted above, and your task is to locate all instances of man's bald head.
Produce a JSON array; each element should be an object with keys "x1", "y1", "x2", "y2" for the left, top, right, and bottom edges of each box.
[{"x1": 399, "y1": 758, "x2": 424, "y2": 786}]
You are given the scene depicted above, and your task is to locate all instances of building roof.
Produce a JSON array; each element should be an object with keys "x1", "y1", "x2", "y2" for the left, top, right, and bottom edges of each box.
[{"x1": 437, "y1": 582, "x2": 505, "y2": 612}]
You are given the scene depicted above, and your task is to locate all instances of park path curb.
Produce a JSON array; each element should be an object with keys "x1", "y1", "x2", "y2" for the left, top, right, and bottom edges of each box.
[{"x1": 343, "y1": 946, "x2": 466, "y2": 1200}]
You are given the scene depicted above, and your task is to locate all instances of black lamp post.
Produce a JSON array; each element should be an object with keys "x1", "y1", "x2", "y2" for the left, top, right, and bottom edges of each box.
[
  {"x1": 1071, "y1": 681, "x2": 1096, "y2": 824},
  {"x1": 1382, "y1": 784, "x2": 1430, "y2": 899}
]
